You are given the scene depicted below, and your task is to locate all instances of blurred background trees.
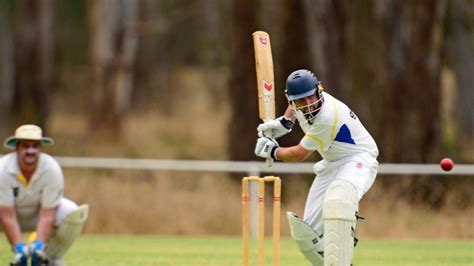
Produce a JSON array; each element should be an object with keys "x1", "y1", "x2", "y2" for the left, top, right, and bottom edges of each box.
[
  {"x1": 0, "y1": 0, "x2": 472, "y2": 209},
  {"x1": 1, "y1": 0, "x2": 55, "y2": 132},
  {"x1": 87, "y1": 0, "x2": 138, "y2": 137}
]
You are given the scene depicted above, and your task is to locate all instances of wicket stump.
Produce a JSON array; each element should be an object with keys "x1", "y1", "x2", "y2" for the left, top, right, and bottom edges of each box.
[{"x1": 242, "y1": 176, "x2": 281, "y2": 266}]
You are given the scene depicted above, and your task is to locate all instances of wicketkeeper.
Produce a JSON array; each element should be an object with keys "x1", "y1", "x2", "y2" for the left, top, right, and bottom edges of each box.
[
  {"x1": 0, "y1": 125, "x2": 89, "y2": 266},
  {"x1": 255, "y1": 70, "x2": 379, "y2": 265}
]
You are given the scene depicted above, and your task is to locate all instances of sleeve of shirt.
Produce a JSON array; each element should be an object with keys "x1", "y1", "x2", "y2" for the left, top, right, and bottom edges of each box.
[
  {"x1": 41, "y1": 160, "x2": 64, "y2": 209},
  {"x1": 300, "y1": 122, "x2": 336, "y2": 152},
  {"x1": 0, "y1": 175, "x2": 14, "y2": 206}
]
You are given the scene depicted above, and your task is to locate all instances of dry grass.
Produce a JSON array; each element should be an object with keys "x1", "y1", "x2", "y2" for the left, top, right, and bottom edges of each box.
[
  {"x1": 63, "y1": 170, "x2": 242, "y2": 235},
  {"x1": 48, "y1": 67, "x2": 230, "y2": 160},
  {"x1": 359, "y1": 180, "x2": 474, "y2": 239},
  {"x1": 60, "y1": 169, "x2": 474, "y2": 239}
]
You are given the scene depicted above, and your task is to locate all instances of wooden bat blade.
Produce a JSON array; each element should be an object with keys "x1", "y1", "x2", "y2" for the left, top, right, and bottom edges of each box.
[
  {"x1": 253, "y1": 30, "x2": 275, "y2": 167},
  {"x1": 252, "y1": 31, "x2": 275, "y2": 122}
]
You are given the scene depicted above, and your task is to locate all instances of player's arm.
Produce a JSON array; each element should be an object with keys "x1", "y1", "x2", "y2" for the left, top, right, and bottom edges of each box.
[
  {"x1": 255, "y1": 138, "x2": 313, "y2": 162},
  {"x1": 0, "y1": 205, "x2": 23, "y2": 246},
  {"x1": 36, "y1": 160, "x2": 63, "y2": 243},
  {"x1": 36, "y1": 207, "x2": 57, "y2": 242},
  {"x1": 275, "y1": 143, "x2": 313, "y2": 162},
  {"x1": 283, "y1": 105, "x2": 296, "y2": 123}
]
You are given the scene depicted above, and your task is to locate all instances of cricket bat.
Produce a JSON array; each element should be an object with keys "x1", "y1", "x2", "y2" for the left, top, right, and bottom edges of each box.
[{"x1": 252, "y1": 31, "x2": 275, "y2": 167}]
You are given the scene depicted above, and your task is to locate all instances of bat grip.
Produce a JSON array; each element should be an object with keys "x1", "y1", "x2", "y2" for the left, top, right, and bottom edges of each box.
[
  {"x1": 266, "y1": 158, "x2": 273, "y2": 167},
  {"x1": 265, "y1": 129, "x2": 274, "y2": 167}
]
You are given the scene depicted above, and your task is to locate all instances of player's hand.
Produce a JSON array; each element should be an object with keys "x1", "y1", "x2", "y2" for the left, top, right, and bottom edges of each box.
[
  {"x1": 29, "y1": 239, "x2": 45, "y2": 253},
  {"x1": 255, "y1": 137, "x2": 279, "y2": 160},
  {"x1": 257, "y1": 116, "x2": 294, "y2": 139},
  {"x1": 11, "y1": 242, "x2": 28, "y2": 266},
  {"x1": 29, "y1": 239, "x2": 47, "y2": 263}
]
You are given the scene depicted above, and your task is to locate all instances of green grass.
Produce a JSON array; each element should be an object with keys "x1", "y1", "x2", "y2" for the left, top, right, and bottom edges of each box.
[{"x1": 1, "y1": 236, "x2": 472, "y2": 265}]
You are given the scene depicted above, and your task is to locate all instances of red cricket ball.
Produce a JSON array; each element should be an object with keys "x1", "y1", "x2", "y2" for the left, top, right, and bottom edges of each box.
[{"x1": 440, "y1": 158, "x2": 454, "y2": 171}]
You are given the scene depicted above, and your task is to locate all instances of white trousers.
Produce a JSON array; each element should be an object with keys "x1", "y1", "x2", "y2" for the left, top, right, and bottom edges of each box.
[{"x1": 303, "y1": 153, "x2": 378, "y2": 232}]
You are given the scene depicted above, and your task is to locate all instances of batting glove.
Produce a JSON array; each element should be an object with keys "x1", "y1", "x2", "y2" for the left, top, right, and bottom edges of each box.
[
  {"x1": 257, "y1": 116, "x2": 294, "y2": 139},
  {"x1": 255, "y1": 137, "x2": 279, "y2": 160},
  {"x1": 11, "y1": 242, "x2": 28, "y2": 266}
]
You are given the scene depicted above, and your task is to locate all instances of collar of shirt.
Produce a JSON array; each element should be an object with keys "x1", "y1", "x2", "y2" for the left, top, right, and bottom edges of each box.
[{"x1": 6, "y1": 152, "x2": 47, "y2": 185}]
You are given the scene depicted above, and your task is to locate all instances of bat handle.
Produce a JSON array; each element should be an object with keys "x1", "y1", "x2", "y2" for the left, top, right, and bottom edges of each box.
[
  {"x1": 265, "y1": 129, "x2": 274, "y2": 167},
  {"x1": 266, "y1": 158, "x2": 273, "y2": 167}
]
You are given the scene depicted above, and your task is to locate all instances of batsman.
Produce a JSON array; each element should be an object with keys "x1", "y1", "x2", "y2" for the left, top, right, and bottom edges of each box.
[
  {"x1": 0, "y1": 125, "x2": 89, "y2": 266},
  {"x1": 255, "y1": 70, "x2": 379, "y2": 265}
]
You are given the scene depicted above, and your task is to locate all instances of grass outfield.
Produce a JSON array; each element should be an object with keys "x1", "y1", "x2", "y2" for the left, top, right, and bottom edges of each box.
[{"x1": 0, "y1": 236, "x2": 472, "y2": 265}]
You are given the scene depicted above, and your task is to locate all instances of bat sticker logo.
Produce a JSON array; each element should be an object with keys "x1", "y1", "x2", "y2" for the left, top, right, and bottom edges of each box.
[
  {"x1": 259, "y1": 36, "x2": 268, "y2": 45},
  {"x1": 264, "y1": 81, "x2": 273, "y2": 91}
]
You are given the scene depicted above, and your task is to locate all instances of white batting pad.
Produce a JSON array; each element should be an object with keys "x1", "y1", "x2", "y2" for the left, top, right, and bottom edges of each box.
[
  {"x1": 323, "y1": 180, "x2": 358, "y2": 266},
  {"x1": 287, "y1": 212, "x2": 324, "y2": 266},
  {"x1": 46, "y1": 204, "x2": 89, "y2": 259}
]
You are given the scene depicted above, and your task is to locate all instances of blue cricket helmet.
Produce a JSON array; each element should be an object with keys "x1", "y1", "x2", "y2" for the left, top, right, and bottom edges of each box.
[{"x1": 285, "y1": 69, "x2": 322, "y2": 101}]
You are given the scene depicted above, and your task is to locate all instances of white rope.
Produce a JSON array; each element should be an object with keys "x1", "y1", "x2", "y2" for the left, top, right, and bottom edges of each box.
[{"x1": 53, "y1": 156, "x2": 474, "y2": 176}]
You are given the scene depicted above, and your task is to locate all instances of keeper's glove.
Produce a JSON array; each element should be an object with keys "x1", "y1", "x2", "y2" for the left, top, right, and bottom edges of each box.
[
  {"x1": 29, "y1": 240, "x2": 48, "y2": 266},
  {"x1": 11, "y1": 242, "x2": 28, "y2": 266}
]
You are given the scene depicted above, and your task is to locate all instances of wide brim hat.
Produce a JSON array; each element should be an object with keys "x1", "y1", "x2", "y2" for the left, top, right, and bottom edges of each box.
[{"x1": 4, "y1": 124, "x2": 54, "y2": 149}]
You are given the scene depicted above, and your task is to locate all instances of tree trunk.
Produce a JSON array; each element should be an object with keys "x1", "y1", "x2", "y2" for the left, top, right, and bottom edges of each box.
[
  {"x1": 0, "y1": 3, "x2": 14, "y2": 135},
  {"x1": 228, "y1": 0, "x2": 259, "y2": 161},
  {"x1": 202, "y1": 0, "x2": 228, "y2": 106},
  {"x1": 279, "y1": 0, "x2": 312, "y2": 148},
  {"x1": 448, "y1": 0, "x2": 474, "y2": 149},
  {"x1": 87, "y1": 0, "x2": 138, "y2": 137},
  {"x1": 11, "y1": 0, "x2": 55, "y2": 131},
  {"x1": 303, "y1": 0, "x2": 354, "y2": 101},
  {"x1": 132, "y1": 0, "x2": 160, "y2": 110}
]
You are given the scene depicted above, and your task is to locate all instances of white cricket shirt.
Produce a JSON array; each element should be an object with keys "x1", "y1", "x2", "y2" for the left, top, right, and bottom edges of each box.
[
  {"x1": 299, "y1": 92, "x2": 379, "y2": 161},
  {"x1": 0, "y1": 152, "x2": 64, "y2": 222}
]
